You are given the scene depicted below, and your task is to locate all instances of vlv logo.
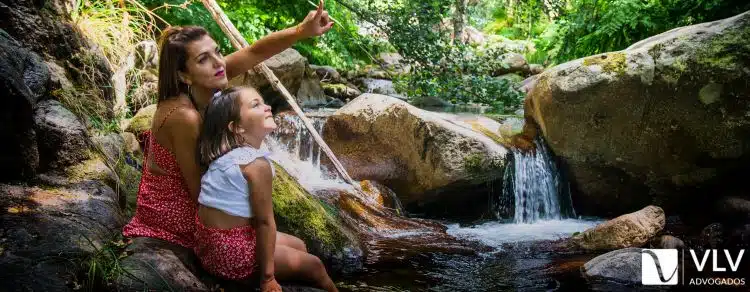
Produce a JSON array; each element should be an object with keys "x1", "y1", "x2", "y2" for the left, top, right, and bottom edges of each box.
[{"x1": 642, "y1": 249, "x2": 679, "y2": 285}]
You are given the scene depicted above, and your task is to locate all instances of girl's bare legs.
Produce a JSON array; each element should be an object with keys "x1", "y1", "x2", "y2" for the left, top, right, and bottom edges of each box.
[
  {"x1": 273, "y1": 245, "x2": 337, "y2": 292},
  {"x1": 276, "y1": 231, "x2": 307, "y2": 252}
]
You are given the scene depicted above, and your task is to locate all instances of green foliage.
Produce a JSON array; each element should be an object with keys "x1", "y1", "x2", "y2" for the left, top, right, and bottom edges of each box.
[
  {"x1": 137, "y1": 0, "x2": 385, "y2": 69},
  {"x1": 531, "y1": 0, "x2": 750, "y2": 64},
  {"x1": 354, "y1": 0, "x2": 525, "y2": 112}
]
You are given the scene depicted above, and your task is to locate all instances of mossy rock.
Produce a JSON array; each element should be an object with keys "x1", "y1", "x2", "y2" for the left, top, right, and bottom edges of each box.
[
  {"x1": 125, "y1": 104, "x2": 156, "y2": 137},
  {"x1": 524, "y1": 11, "x2": 750, "y2": 217},
  {"x1": 271, "y1": 162, "x2": 363, "y2": 273}
]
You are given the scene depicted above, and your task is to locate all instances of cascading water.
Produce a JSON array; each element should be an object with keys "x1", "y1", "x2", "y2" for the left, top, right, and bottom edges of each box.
[{"x1": 496, "y1": 136, "x2": 576, "y2": 223}]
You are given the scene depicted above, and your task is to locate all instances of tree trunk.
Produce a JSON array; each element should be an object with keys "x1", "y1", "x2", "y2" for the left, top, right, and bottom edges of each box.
[{"x1": 453, "y1": 0, "x2": 466, "y2": 44}]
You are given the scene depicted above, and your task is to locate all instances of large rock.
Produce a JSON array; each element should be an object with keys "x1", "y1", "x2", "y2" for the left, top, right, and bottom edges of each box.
[
  {"x1": 34, "y1": 100, "x2": 90, "y2": 171},
  {"x1": 117, "y1": 237, "x2": 208, "y2": 291},
  {"x1": 582, "y1": 248, "x2": 642, "y2": 286},
  {"x1": 0, "y1": 29, "x2": 45, "y2": 180},
  {"x1": 492, "y1": 52, "x2": 529, "y2": 76},
  {"x1": 296, "y1": 68, "x2": 327, "y2": 108},
  {"x1": 233, "y1": 48, "x2": 306, "y2": 98},
  {"x1": 523, "y1": 11, "x2": 750, "y2": 216},
  {"x1": 570, "y1": 205, "x2": 665, "y2": 251},
  {"x1": 322, "y1": 94, "x2": 508, "y2": 208},
  {"x1": 310, "y1": 65, "x2": 342, "y2": 83},
  {"x1": 271, "y1": 163, "x2": 363, "y2": 273},
  {"x1": 125, "y1": 104, "x2": 157, "y2": 139},
  {"x1": 322, "y1": 83, "x2": 361, "y2": 101},
  {"x1": 0, "y1": 168, "x2": 127, "y2": 291}
]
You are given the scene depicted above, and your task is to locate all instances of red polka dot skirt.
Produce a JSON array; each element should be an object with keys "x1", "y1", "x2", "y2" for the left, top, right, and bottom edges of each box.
[{"x1": 194, "y1": 216, "x2": 257, "y2": 280}]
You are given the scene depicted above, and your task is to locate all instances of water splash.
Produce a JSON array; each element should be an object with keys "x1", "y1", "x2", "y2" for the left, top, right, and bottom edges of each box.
[
  {"x1": 497, "y1": 136, "x2": 576, "y2": 223},
  {"x1": 265, "y1": 112, "x2": 354, "y2": 193}
]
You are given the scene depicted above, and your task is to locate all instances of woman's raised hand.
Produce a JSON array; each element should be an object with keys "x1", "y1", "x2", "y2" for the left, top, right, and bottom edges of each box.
[{"x1": 297, "y1": 0, "x2": 334, "y2": 38}]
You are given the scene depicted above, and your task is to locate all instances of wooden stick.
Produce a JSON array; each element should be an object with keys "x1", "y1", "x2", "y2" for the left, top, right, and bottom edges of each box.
[{"x1": 200, "y1": 0, "x2": 357, "y2": 186}]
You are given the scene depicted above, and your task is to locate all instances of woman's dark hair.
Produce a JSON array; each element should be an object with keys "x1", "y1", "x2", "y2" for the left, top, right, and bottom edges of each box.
[
  {"x1": 197, "y1": 86, "x2": 251, "y2": 166},
  {"x1": 157, "y1": 26, "x2": 209, "y2": 103}
]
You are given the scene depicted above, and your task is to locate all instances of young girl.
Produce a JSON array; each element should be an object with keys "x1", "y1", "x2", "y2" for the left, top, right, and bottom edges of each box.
[{"x1": 195, "y1": 87, "x2": 338, "y2": 292}]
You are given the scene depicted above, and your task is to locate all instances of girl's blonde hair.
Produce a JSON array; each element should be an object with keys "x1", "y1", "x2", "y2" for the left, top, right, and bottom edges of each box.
[{"x1": 197, "y1": 86, "x2": 258, "y2": 166}]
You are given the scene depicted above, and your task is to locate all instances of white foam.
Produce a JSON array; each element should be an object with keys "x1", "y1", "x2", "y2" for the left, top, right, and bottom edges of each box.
[{"x1": 446, "y1": 219, "x2": 602, "y2": 249}]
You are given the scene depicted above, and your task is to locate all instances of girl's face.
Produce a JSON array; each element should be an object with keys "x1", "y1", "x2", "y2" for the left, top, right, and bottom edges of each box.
[
  {"x1": 234, "y1": 88, "x2": 276, "y2": 142},
  {"x1": 181, "y1": 35, "x2": 228, "y2": 90}
]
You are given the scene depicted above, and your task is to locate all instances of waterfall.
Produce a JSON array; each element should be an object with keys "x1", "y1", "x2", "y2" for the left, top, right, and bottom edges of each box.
[
  {"x1": 496, "y1": 136, "x2": 576, "y2": 224},
  {"x1": 265, "y1": 111, "x2": 354, "y2": 193}
]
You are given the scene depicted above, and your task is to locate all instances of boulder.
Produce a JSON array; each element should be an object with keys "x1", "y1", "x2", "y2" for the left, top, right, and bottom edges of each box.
[
  {"x1": 492, "y1": 53, "x2": 529, "y2": 76},
  {"x1": 296, "y1": 68, "x2": 327, "y2": 108},
  {"x1": 0, "y1": 29, "x2": 45, "y2": 180},
  {"x1": 529, "y1": 64, "x2": 545, "y2": 75},
  {"x1": 125, "y1": 104, "x2": 157, "y2": 139},
  {"x1": 570, "y1": 205, "x2": 665, "y2": 251},
  {"x1": 714, "y1": 196, "x2": 750, "y2": 224},
  {"x1": 0, "y1": 175, "x2": 126, "y2": 291},
  {"x1": 322, "y1": 83, "x2": 361, "y2": 101},
  {"x1": 271, "y1": 163, "x2": 363, "y2": 274},
  {"x1": 120, "y1": 132, "x2": 143, "y2": 159},
  {"x1": 322, "y1": 94, "x2": 508, "y2": 207},
  {"x1": 582, "y1": 248, "x2": 642, "y2": 286},
  {"x1": 357, "y1": 78, "x2": 398, "y2": 96},
  {"x1": 34, "y1": 100, "x2": 90, "y2": 171},
  {"x1": 522, "y1": 11, "x2": 750, "y2": 216},
  {"x1": 234, "y1": 48, "x2": 306, "y2": 97},
  {"x1": 117, "y1": 237, "x2": 208, "y2": 291},
  {"x1": 45, "y1": 60, "x2": 73, "y2": 91},
  {"x1": 92, "y1": 133, "x2": 125, "y2": 166},
  {"x1": 310, "y1": 65, "x2": 341, "y2": 83},
  {"x1": 652, "y1": 235, "x2": 685, "y2": 249}
]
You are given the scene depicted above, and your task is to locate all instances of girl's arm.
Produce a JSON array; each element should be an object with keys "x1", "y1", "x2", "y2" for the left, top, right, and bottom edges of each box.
[
  {"x1": 243, "y1": 158, "x2": 277, "y2": 285},
  {"x1": 225, "y1": 0, "x2": 334, "y2": 80},
  {"x1": 169, "y1": 108, "x2": 203, "y2": 201}
]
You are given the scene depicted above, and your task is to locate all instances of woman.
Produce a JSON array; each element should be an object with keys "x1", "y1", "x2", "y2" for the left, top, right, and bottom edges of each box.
[{"x1": 123, "y1": 0, "x2": 333, "y2": 261}]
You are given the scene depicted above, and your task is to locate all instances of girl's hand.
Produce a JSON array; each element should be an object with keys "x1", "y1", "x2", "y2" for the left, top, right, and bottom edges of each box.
[
  {"x1": 261, "y1": 277, "x2": 282, "y2": 292},
  {"x1": 297, "y1": 0, "x2": 334, "y2": 38}
]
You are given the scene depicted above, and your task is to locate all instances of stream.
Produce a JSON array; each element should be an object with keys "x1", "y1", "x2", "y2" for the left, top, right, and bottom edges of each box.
[{"x1": 267, "y1": 110, "x2": 604, "y2": 292}]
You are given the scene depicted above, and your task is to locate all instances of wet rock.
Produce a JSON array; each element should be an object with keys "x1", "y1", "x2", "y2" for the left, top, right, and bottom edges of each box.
[
  {"x1": 529, "y1": 64, "x2": 545, "y2": 75},
  {"x1": 0, "y1": 29, "x2": 44, "y2": 180},
  {"x1": 296, "y1": 69, "x2": 327, "y2": 108},
  {"x1": 571, "y1": 205, "x2": 665, "y2": 251},
  {"x1": 523, "y1": 11, "x2": 750, "y2": 216},
  {"x1": 325, "y1": 98, "x2": 346, "y2": 108},
  {"x1": 714, "y1": 196, "x2": 750, "y2": 224},
  {"x1": 120, "y1": 132, "x2": 142, "y2": 158},
  {"x1": 310, "y1": 65, "x2": 341, "y2": 83},
  {"x1": 117, "y1": 237, "x2": 208, "y2": 291},
  {"x1": 653, "y1": 235, "x2": 685, "y2": 249},
  {"x1": 582, "y1": 248, "x2": 642, "y2": 286},
  {"x1": 34, "y1": 100, "x2": 89, "y2": 171},
  {"x1": 125, "y1": 104, "x2": 156, "y2": 139},
  {"x1": 0, "y1": 177, "x2": 126, "y2": 291},
  {"x1": 356, "y1": 78, "x2": 398, "y2": 96},
  {"x1": 322, "y1": 94, "x2": 508, "y2": 207},
  {"x1": 322, "y1": 83, "x2": 361, "y2": 101},
  {"x1": 700, "y1": 223, "x2": 725, "y2": 248},
  {"x1": 272, "y1": 163, "x2": 363, "y2": 274}
]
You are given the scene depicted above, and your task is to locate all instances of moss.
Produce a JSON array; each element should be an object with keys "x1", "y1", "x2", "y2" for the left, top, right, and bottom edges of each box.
[
  {"x1": 463, "y1": 153, "x2": 484, "y2": 174},
  {"x1": 694, "y1": 26, "x2": 750, "y2": 77},
  {"x1": 271, "y1": 162, "x2": 352, "y2": 251},
  {"x1": 583, "y1": 52, "x2": 627, "y2": 75},
  {"x1": 125, "y1": 104, "x2": 156, "y2": 135}
]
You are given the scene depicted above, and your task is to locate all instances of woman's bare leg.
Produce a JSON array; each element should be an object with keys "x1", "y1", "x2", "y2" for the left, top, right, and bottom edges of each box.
[
  {"x1": 273, "y1": 245, "x2": 337, "y2": 292},
  {"x1": 276, "y1": 231, "x2": 307, "y2": 252}
]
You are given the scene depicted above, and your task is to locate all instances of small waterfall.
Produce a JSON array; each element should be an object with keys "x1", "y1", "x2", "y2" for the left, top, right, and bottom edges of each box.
[
  {"x1": 265, "y1": 112, "x2": 354, "y2": 192},
  {"x1": 496, "y1": 136, "x2": 576, "y2": 223}
]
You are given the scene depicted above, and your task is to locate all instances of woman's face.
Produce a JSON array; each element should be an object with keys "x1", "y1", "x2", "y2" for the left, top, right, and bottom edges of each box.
[
  {"x1": 181, "y1": 35, "x2": 228, "y2": 90},
  {"x1": 235, "y1": 88, "x2": 277, "y2": 140}
]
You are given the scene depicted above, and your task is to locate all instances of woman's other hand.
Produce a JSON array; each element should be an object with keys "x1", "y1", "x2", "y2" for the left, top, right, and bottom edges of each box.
[
  {"x1": 261, "y1": 277, "x2": 283, "y2": 292},
  {"x1": 298, "y1": 0, "x2": 334, "y2": 38}
]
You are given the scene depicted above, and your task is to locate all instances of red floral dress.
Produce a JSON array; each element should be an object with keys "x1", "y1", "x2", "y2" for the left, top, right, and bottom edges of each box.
[{"x1": 123, "y1": 126, "x2": 197, "y2": 249}]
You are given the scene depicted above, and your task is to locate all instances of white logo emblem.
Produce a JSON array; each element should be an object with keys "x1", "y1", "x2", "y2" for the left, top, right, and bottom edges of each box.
[{"x1": 642, "y1": 249, "x2": 679, "y2": 285}]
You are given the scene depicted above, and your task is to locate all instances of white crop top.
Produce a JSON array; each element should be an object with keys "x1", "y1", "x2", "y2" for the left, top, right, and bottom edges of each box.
[{"x1": 198, "y1": 146, "x2": 275, "y2": 218}]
